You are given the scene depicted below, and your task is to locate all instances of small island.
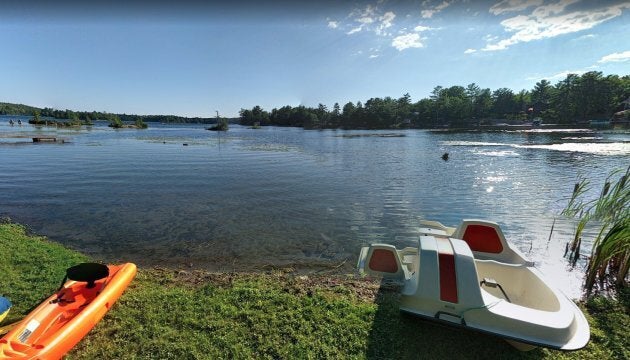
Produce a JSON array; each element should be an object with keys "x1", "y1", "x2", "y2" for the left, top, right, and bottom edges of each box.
[
  {"x1": 206, "y1": 112, "x2": 229, "y2": 131},
  {"x1": 28, "y1": 111, "x2": 93, "y2": 127},
  {"x1": 108, "y1": 116, "x2": 148, "y2": 129}
]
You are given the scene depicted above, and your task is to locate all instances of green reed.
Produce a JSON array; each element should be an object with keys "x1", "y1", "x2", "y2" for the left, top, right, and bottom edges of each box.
[{"x1": 562, "y1": 167, "x2": 629, "y2": 295}]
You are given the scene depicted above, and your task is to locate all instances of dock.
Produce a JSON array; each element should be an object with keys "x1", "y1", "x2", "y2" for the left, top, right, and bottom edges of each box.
[{"x1": 32, "y1": 136, "x2": 57, "y2": 142}]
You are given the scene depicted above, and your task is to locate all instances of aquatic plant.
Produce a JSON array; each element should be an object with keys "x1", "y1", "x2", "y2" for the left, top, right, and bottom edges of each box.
[
  {"x1": 562, "y1": 167, "x2": 629, "y2": 295},
  {"x1": 109, "y1": 116, "x2": 124, "y2": 128},
  {"x1": 134, "y1": 118, "x2": 148, "y2": 129},
  {"x1": 207, "y1": 118, "x2": 229, "y2": 131}
]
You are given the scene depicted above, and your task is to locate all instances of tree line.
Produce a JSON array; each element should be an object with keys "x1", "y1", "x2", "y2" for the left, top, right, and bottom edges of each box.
[
  {"x1": 2, "y1": 71, "x2": 628, "y2": 129},
  {"x1": 239, "y1": 71, "x2": 630, "y2": 129},
  {"x1": 0, "y1": 104, "x2": 221, "y2": 124}
]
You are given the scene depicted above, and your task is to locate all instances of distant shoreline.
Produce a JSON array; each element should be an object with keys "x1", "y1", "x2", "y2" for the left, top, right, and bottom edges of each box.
[{"x1": 3, "y1": 114, "x2": 628, "y2": 132}]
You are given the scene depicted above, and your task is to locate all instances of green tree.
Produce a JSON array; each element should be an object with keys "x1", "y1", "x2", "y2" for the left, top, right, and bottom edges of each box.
[
  {"x1": 492, "y1": 88, "x2": 517, "y2": 119},
  {"x1": 341, "y1": 102, "x2": 356, "y2": 128},
  {"x1": 135, "y1": 118, "x2": 148, "y2": 129},
  {"x1": 574, "y1": 71, "x2": 613, "y2": 121},
  {"x1": 531, "y1": 79, "x2": 552, "y2": 115},
  {"x1": 109, "y1": 116, "x2": 123, "y2": 128},
  {"x1": 252, "y1": 105, "x2": 269, "y2": 125},
  {"x1": 239, "y1": 108, "x2": 254, "y2": 125},
  {"x1": 514, "y1": 89, "x2": 531, "y2": 120},
  {"x1": 315, "y1": 103, "x2": 329, "y2": 128},
  {"x1": 551, "y1": 73, "x2": 580, "y2": 123},
  {"x1": 69, "y1": 112, "x2": 81, "y2": 126}
]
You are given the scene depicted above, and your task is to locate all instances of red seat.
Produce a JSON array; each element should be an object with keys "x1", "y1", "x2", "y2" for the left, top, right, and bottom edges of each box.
[
  {"x1": 368, "y1": 249, "x2": 399, "y2": 273},
  {"x1": 461, "y1": 224, "x2": 504, "y2": 254}
]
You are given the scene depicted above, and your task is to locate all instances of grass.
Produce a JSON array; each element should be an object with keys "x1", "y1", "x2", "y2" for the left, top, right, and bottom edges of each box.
[
  {"x1": 0, "y1": 221, "x2": 88, "y2": 322},
  {"x1": 0, "y1": 221, "x2": 628, "y2": 359}
]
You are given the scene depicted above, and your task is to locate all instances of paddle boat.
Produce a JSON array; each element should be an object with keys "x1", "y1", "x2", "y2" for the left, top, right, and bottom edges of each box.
[
  {"x1": 357, "y1": 219, "x2": 590, "y2": 351},
  {"x1": 0, "y1": 262, "x2": 136, "y2": 359}
]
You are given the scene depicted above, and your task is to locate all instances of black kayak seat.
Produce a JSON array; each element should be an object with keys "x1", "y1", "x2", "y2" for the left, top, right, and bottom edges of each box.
[{"x1": 65, "y1": 263, "x2": 110, "y2": 289}]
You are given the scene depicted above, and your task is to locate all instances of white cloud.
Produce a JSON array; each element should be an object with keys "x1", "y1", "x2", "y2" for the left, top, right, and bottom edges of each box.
[
  {"x1": 414, "y1": 25, "x2": 432, "y2": 32},
  {"x1": 484, "y1": 34, "x2": 499, "y2": 42},
  {"x1": 598, "y1": 50, "x2": 630, "y2": 63},
  {"x1": 421, "y1": 10, "x2": 436, "y2": 18},
  {"x1": 376, "y1": 11, "x2": 396, "y2": 35},
  {"x1": 464, "y1": 48, "x2": 477, "y2": 54},
  {"x1": 342, "y1": 4, "x2": 397, "y2": 37},
  {"x1": 481, "y1": 2, "x2": 630, "y2": 52},
  {"x1": 329, "y1": 2, "x2": 442, "y2": 55},
  {"x1": 573, "y1": 33, "x2": 596, "y2": 41},
  {"x1": 531, "y1": 0, "x2": 579, "y2": 18},
  {"x1": 389, "y1": 24, "x2": 433, "y2": 51},
  {"x1": 392, "y1": 33, "x2": 424, "y2": 51},
  {"x1": 350, "y1": 4, "x2": 376, "y2": 19},
  {"x1": 490, "y1": 0, "x2": 544, "y2": 16},
  {"x1": 528, "y1": 65, "x2": 599, "y2": 82},
  {"x1": 347, "y1": 26, "x2": 363, "y2": 35},
  {"x1": 421, "y1": 1, "x2": 450, "y2": 19},
  {"x1": 546, "y1": 69, "x2": 588, "y2": 80},
  {"x1": 358, "y1": 16, "x2": 375, "y2": 24}
]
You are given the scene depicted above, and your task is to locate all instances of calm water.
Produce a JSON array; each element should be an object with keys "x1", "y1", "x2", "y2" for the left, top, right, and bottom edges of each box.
[{"x1": 1, "y1": 115, "x2": 628, "y2": 297}]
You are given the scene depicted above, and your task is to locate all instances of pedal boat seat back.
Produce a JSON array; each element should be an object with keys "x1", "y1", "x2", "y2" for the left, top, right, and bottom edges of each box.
[
  {"x1": 453, "y1": 219, "x2": 529, "y2": 265},
  {"x1": 357, "y1": 244, "x2": 415, "y2": 280}
]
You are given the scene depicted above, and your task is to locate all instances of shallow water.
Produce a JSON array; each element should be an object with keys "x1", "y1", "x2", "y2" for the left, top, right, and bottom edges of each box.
[{"x1": 1, "y1": 115, "x2": 628, "y2": 298}]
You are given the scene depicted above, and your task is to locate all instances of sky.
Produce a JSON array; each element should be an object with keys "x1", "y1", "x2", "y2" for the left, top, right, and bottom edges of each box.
[{"x1": 1, "y1": 0, "x2": 629, "y2": 117}]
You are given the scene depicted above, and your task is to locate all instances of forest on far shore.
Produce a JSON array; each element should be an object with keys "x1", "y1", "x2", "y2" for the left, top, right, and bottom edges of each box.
[
  {"x1": 2, "y1": 71, "x2": 629, "y2": 130},
  {"x1": 239, "y1": 71, "x2": 630, "y2": 129}
]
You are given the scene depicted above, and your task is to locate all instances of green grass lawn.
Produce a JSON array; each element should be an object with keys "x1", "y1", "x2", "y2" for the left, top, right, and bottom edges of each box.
[{"x1": 0, "y1": 222, "x2": 628, "y2": 359}]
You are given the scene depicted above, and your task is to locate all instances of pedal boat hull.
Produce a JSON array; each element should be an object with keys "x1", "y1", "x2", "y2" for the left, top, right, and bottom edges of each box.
[{"x1": 357, "y1": 220, "x2": 589, "y2": 351}]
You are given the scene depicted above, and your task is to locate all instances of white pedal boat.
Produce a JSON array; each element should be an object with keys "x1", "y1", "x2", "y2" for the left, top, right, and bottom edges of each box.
[{"x1": 357, "y1": 219, "x2": 589, "y2": 351}]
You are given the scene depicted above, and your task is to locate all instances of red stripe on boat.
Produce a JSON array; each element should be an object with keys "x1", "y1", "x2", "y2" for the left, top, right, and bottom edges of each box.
[
  {"x1": 462, "y1": 225, "x2": 503, "y2": 254},
  {"x1": 368, "y1": 249, "x2": 399, "y2": 273},
  {"x1": 437, "y1": 239, "x2": 458, "y2": 303}
]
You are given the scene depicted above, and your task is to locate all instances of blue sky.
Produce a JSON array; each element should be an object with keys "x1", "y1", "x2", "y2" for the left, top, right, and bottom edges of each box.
[{"x1": 1, "y1": 0, "x2": 629, "y2": 117}]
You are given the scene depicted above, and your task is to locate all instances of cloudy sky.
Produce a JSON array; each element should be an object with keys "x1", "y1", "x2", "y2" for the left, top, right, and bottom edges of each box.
[{"x1": 1, "y1": 0, "x2": 629, "y2": 117}]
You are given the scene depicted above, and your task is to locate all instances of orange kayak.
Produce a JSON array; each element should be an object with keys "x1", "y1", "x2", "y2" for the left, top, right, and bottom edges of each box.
[{"x1": 0, "y1": 263, "x2": 136, "y2": 360}]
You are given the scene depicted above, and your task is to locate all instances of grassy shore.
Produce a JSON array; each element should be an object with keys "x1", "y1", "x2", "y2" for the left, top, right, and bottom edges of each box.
[{"x1": 0, "y1": 222, "x2": 628, "y2": 359}]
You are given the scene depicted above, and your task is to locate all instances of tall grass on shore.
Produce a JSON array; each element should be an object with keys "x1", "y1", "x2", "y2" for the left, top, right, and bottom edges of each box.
[{"x1": 562, "y1": 167, "x2": 629, "y2": 295}]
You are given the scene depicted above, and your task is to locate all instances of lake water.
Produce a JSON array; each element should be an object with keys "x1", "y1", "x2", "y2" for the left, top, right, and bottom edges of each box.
[{"x1": 1, "y1": 115, "x2": 628, "y2": 297}]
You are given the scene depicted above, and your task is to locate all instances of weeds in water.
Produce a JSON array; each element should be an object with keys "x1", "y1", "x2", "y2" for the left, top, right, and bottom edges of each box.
[{"x1": 562, "y1": 167, "x2": 629, "y2": 295}]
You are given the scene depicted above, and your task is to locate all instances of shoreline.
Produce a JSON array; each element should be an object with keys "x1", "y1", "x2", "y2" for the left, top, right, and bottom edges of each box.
[{"x1": 1, "y1": 221, "x2": 629, "y2": 358}]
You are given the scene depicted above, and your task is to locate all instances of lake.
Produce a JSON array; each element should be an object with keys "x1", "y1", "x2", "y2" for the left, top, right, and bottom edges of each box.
[{"x1": 1, "y1": 115, "x2": 628, "y2": 297}]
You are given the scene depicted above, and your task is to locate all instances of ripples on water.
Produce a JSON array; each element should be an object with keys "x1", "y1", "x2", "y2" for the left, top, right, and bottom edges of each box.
[{"x1": 1, "y1": 116, "x2": 628, "y2": 298}]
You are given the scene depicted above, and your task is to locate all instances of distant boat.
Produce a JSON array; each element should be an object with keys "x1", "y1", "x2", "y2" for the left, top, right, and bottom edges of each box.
[
  {"x1": 589, "y1": 119, "x2": 611, "y2": 127},
  {"x1": 357, "y1": 219, "x2": 589, "y2": 351},
  {"x1": 532, "y1": 118, "x2": 542, "y2": 127}
]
